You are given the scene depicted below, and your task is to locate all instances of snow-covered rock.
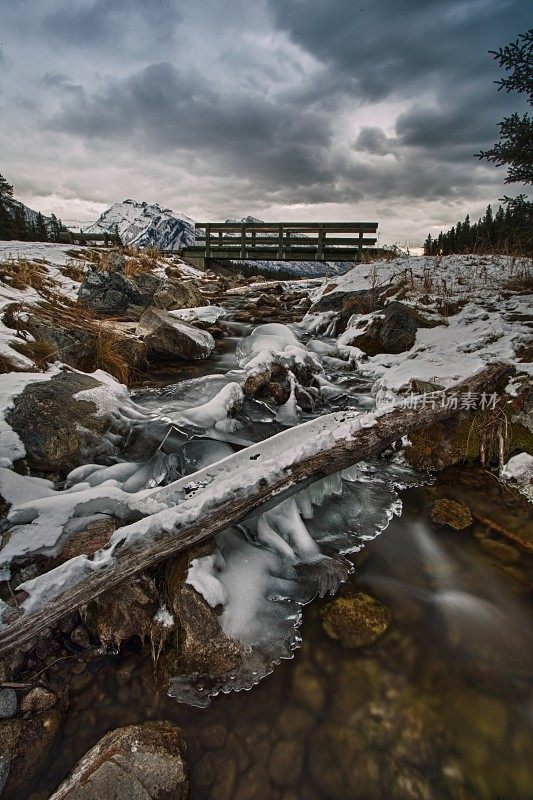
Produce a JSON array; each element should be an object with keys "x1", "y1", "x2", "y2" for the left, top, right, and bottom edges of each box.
[
  {"x1": 501, "y1": 452, "x2": 533, "y2": 501},
  {"x1": 6, "y1": 371, "x2": 131, "y2": 474},
  {"x1": 137, "y1": 307, "x2": 215, "y2": 360}
]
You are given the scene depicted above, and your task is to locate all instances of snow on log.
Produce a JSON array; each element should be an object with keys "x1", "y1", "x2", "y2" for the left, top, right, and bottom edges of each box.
[{"x1": 0, "y1": 361, "x2": 512, "y2": 655}]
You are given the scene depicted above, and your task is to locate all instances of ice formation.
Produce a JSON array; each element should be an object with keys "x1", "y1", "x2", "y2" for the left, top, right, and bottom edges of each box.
[{"x1": 0, "y1": 313, "x2": 421, "y2": 705}]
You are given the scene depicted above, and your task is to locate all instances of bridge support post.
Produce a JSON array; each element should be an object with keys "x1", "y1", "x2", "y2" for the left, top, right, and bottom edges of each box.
[
  {"x1": 317, "y1": 223, "x2": 324, "y2": 261},
  {"x1": 277, "y1": 223, "x2": 284, "y2": 259}
]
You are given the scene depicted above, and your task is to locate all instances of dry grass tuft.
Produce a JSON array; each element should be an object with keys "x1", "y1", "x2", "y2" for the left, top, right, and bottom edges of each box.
[
  {"x1": 123, "y1": 249, "x2": 162, "y2": 277},
  {"x1": 503, "y1": 263, "x2": 533, "y2": 293},
  {"x1": 61, "y1": 260, "x2": 86, "y2": 282},
  {"x1": 0, "y1": 352, "x2": 20, "y2": 374},
  {"x1": 11, "y1": 339, "x2": 58, "y2": 371},
  {"x1": 0, "y1": 258, "x2": 53, "y2": 292},
  {"x1": 91, "y1": 329, "x2": 137, "y2": 385}
]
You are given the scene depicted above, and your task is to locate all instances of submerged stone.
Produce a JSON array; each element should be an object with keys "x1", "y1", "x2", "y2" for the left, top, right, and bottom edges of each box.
[
  {"x1": 431, "y1": 498, "x2": 473, "y2": 530},
  {"x1": 478, "y1": 537, "x2": 520, "y2": 563},
  {"x1": 309, "y1": 724, "x2": 381, "y2": 800},
  {"x1": 19, "y1": 687, "x2": 57, "y2": 715},
  {"x1": 319, "y1": 591, "x2": 392, "y2": 648}
]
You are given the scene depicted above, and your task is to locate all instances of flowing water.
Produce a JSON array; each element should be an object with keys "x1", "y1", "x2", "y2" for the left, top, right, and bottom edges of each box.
[{"x1": 22, "y1": 477, "x2": 533, "y2": 800}]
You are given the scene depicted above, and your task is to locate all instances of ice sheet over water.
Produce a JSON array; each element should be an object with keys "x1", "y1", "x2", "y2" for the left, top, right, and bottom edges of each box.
[{"x1": 169, "y1": 440, "x2": 421, "y2": 706}]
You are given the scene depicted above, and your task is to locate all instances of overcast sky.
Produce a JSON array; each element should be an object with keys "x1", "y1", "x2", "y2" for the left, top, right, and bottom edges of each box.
[{"x1": 0, "y1": 0, "x2": 529, "y2": 245}]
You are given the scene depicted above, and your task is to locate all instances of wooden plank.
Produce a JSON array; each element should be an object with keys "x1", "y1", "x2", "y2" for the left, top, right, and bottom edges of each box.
[
  {"x1": 182, "y1": 242, "x2": 378, "y2": 261},
  {"x1": 0, "y1": 362, "x2": 511, "y2": 656},
  {"x1": 193, "y1": 236, "x2": 379, "y2": 247},
  {"x1": 194, "y1": 222, "x2": 379, "y2": 233}
]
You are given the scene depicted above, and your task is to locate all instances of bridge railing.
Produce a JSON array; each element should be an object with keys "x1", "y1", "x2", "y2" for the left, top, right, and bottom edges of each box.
[
  {"x1": 182, "y1": 221, "x2": 378, "y2": 262},
  {"x1": 58, "y1": 230, "x2": 121, "y2": 246}
]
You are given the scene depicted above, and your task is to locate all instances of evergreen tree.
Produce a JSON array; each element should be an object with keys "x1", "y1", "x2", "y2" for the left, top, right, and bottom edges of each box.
[
  {"x1": 0, "y1": 173, "x2": 15, "y2": 240},
  {"x1": 27, "y1": 220, "x2": 37, "y2": 241},
  {"x1": 48, "y1": 213, "x2": 62, "y2": 242},
  {"x1": 35, "y1": 212, "x2": 48, "y2": 242},
  {"x1": 477, "y1": 29, "x2": 533, "y2": 185},
  {"x1": 0, "y1": 201, "x2": 14, "y2": 240},
  {"x1": 423, "y1": 200, "x2": 532, "y2": 256},
  {"x1": 12, "y1": 204, "x2": 28, "y2": 241},
  {"x1": 0, "y1": 173, "x2": 13, "y2": 201}
]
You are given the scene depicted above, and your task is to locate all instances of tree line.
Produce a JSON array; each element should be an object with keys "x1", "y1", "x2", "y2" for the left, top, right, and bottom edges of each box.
[
  {"x1": 424, "y1": 196, "x2": 533, "y2": 256},
  {"x1": 0, "y1": 173, "x2": 64, "y2": 242}
]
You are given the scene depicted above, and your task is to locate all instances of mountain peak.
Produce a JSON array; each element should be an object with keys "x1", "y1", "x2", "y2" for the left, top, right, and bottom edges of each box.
[{"x1": 84, "y1": 199, "x2": 196, "y2": 249}]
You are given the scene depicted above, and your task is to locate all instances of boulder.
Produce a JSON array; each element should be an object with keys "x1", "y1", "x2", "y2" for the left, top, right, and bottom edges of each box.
[
  {"x1": 319, "y1": 591, "x2": 391, "y2": 648},
  {"x1": 152, "y1": 281, "x2": 204, "y2": 311},
  {"x1": 310, "y1": 284, "x2": 394, "y2": 333},
  {"x1": 431, "y1": 498, "x2": 473, "y2": 530},
  {"x1": 24, "y1": 311, "x2": 95, "y2": 368},
  {"x1": 6, "y1": 372, "x2": 129, "y2": 474},
  {"x1": 48, "y1": 721, "x2": 189, "y2": 800},
  {"x1": 79, "y1": 261, "x2": 203, "y2": 317},
  {"x1": 137, "y1": 307, "x2": 215, "y2": 360},
  {"x1": 1, "y1": 708, "x2": 63, "y2": 798},
  {"x1": 346, "y1": 301, "x2": 436, "y2": 355},
  {"x1": 78, "y1": 264, "x2": 146, "y2": 315}
]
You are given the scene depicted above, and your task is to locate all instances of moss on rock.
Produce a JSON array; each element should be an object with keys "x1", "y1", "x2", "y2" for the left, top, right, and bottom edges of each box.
[
  {"x1": 431, "y1": 498, "x2": 473, "y2": 530},
  {"x1": 319, "y1": 592, "x2": 391, "y2": 648}
]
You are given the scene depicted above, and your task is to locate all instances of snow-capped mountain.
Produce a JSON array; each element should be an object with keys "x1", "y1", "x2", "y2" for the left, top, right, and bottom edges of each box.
[
  {"x1": 85, "y1": 200, "x2": 349, "y2": 277},
  {"x1": 84, "y1": 199, "x2": 197, "y2": 250}
]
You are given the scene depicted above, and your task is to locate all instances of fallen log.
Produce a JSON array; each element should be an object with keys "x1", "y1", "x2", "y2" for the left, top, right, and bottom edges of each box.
[{"x1": 0, "y1": 361, "x2": 512, "y2": 655}]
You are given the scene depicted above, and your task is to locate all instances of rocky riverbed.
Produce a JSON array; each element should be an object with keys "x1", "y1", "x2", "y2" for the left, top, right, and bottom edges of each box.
[{"x1": 0, "y1": 243, "x2": 531, "y2": 799}]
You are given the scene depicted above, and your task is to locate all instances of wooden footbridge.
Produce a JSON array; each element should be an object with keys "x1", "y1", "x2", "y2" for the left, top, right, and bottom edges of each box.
[{"x1": 182, "y1": 221, "x2": 378, "y2": 263}]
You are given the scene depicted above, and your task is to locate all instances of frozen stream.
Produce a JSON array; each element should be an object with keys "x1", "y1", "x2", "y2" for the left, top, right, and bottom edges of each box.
[{"x1": 4, "y1": 312, "x2": 533, "y2": 800}]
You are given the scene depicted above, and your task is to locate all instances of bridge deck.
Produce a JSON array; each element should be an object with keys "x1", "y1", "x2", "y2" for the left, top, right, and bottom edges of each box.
[{"x1": 182, "y1": 221, "x2": 378, "y2": 262}]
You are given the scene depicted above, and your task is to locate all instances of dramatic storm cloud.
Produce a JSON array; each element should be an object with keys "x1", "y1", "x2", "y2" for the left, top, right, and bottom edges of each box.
[{"x1": 0, "y1": 0, "x2": 530, "y2": 244}]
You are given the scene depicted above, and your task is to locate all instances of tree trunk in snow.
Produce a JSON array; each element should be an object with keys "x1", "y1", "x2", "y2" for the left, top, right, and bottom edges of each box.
[{"x1": 0, "y1": 361, "x2": 512, "y2": 656}]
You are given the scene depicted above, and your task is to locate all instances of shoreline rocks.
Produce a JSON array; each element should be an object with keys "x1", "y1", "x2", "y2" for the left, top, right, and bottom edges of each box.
[
  {"x1": 78, "y1": 255, "x2": 203, "y2": 317},
  {"x1": 48, "y1": 721, "x2": 190, "y2": 800}
]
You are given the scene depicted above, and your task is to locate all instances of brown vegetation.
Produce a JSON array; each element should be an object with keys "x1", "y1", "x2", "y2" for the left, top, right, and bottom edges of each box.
[
  {"x1": 0, "y1": 258, "x2": 53, "y2": 293},
  {"x1": 90, "y1": 328, "x2": 140, "y2": 385}
]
